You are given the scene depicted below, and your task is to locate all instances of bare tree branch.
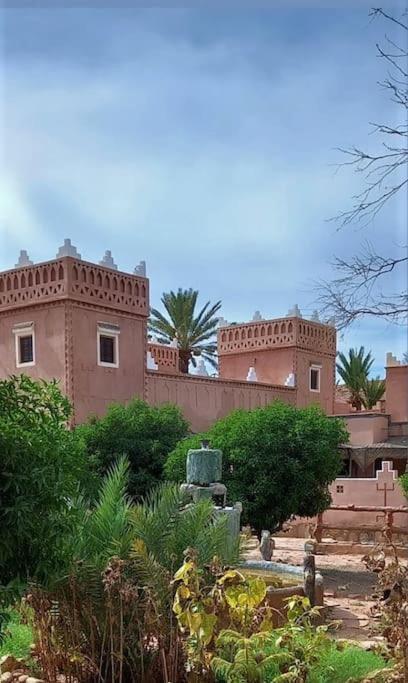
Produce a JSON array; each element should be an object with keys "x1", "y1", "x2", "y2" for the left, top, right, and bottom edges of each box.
[
  {"x1": 316, "y1": 243, "x2": 408, "y2": 329},
  {"x1": 318, "y1": 7, "x2": 408, "y2": 327}
]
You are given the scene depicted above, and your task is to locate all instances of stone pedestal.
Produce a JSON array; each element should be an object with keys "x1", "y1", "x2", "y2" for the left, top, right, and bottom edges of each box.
[{"x1": 181, "y1": 444, "x2": 242, "y2": 548}]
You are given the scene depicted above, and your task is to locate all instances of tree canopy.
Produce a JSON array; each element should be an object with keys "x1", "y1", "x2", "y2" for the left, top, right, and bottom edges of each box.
[
  {"x1": 0, "y1": 375, "x2": 91, "y2": 589},
  {"x1": 164, "y1": 401, "x2": 348, "y2": 534},
  {"x1": 77, "y1": 398, "x2": 189, "y2": 500}
]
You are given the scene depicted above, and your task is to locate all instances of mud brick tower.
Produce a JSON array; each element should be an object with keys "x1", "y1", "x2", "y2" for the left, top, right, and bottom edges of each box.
[{"x1": 0, "y1": 248, "x2": 149, "y2": 422}]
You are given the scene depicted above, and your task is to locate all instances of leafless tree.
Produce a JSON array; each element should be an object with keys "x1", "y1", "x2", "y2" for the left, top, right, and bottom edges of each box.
[{"x1": 318, "y1": 7, "x2": 408, "y2": 329}]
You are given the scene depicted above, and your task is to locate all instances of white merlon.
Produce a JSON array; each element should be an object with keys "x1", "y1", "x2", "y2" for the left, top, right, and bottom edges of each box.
[
  {"x1": 311, "y1": 310, "x2": 320, "y2": 322},
  {"x1": 149, "y1": 334, "x2": 159, "y2": 344},
  {"x1": 56, "y1": 239, "x2": 82, "y2": 259},
  {"x1": 326, "y1": 316, "x2": 336, "y2": 327},
  {"x1": 146, "y1": 350, "x2": 158, "y2": 370},
  {"x1": 386, "y1": 352, "x2": 401, "y2": 367},
  {"x1": 15, "y1": 250, "x2": 33, "y2": 268},
  {"x1": 196, "y1": 358, "x2": 209, "y2": 376},
  {"x1": 170, "y1": 337, "x2": 178, "y2": 348},
  {"x1": 287, "y1": 304, "x2": 302, "y2": 318},
  {"x1": 285, "y1": 372, "x2": 296, "y2": 387},
  {"x1": 217, "y1": 317, "x2": 229, "y2": 327},
  {"x1": 247, "y1": 366, "x2": 258, "y2": 382},
  {"x1": 134, "y1": 261, "x2": 146, "y2": 277},
  {"x1": 252, "y1": 310, "x2": 263, "y2": 321},
  {"x1": 99, "y1": 250, "x2": 118, "y2": 270}
]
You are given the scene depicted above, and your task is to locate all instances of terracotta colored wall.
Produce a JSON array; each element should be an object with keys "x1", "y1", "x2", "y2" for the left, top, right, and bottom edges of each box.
[
  {"x1": 338, "y1": 413, "x2": 389, "y2": 446},
  {"x1": 218, "y1": 318, "x2": 336, "y2": 415},
  {"x1": 294, "y1": 350, "x2": 335, "y2": 413},
  {"x1": 0, "y1": 303, "x2": 67, "y2": 390},
  {"x1": 146, "y1": 371, "x2": 296, "y2": 432},
  {"x1": 148, "y1": 342, "x2": 179, "y2": 374},
  {"x1": 386, "y1": 365, "x2": 408, "y2": 423},
  {"x1": 334, "y1": 401, "x2": 352, "y2": 414},
  {"x1": 325, "y1": 461, "x2": 408, "y2": 529},
  {"x1": 70, "y1": 304, "x2": 146, "y2": 423},
  {"x1": 219, "y1": 347, "x2": 295, "y2": 386}
]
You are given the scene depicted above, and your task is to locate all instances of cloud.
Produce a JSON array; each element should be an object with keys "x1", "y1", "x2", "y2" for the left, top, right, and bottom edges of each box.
[{"x1": 0, "y1": 6, "x2": 406, "y2": 368}]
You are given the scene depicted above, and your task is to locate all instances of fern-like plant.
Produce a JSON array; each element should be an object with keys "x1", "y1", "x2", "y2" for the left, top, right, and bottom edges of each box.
[
  {"x1": 31, "y1": 463, "x2": 240, "y2": 683},
  {"x1": 130, "y1": 482, "x2": 240, "y2": 597}
]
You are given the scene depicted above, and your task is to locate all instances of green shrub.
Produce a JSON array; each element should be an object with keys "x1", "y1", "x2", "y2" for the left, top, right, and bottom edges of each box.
[
  {"x1": 30, "y1": 461, "x2": 239, "y2": 683},
  {"x1": 0, "y1": 609, "x2": 33, "y2": 658},
  {"x1": 77, "y1": 399, "x2": 189, "y2": 500},
  {"x1": 165, "y1": 401, "x2": 348, "y2": 534},
  {"x1": 307, "y1": 644, "x2": 388, "y2": 683},
  {"x1": 399, "y1": 473, "x2": 408, "y2": 498},
  {"x1": 0, "y1": 375, "x2": 93, "y2": 589}
]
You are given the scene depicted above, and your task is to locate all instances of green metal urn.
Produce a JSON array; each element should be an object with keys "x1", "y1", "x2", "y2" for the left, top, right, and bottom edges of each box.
[{"x1": 186, "y1": 441, "x2": 222, "y2": 485}]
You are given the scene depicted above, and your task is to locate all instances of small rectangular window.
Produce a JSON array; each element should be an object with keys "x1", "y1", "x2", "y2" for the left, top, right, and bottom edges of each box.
[
  {"x1": 19, "y1": 335, "x2": 33, "y2": 364},
  {"x1": 100, "y1": 335, "x2": 115, "y2": 364},
  {"x1": 13, "y1": 323, "x2": 35, "y2": 368},
  {"x1": 97, "y1": 324, "x2": 119, "y2": 368},
  {"x1": 309, "y1": 366, "x2": 321, "y2": 392}
]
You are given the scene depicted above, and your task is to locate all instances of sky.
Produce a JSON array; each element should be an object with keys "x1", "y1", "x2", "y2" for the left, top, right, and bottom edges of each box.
[{"x1": 0, "y1": 2, "x2": 407, "y2": 376}]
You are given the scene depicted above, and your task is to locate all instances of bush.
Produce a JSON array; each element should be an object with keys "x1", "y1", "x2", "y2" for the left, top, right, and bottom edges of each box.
[
  {"x1": 0, "y1": 375, "x2": 93, "y2": 588},
  {"x1": 0, "y1": 608, "x2": 33, "y2": 659},
  {"x1": 30, "y1": 460, "x2": 238, "y2": 683},
  {"x1": 77, "y1": 399, "x2": 189, "y2": 500},
  {"x1": 399, "y1": 473, "x2": 408, "y2": 498},
  {"x1": 165, "y1": 401, "x2": 348, "y2": 534},
  {"x1": 307, "y1": 644, "x2": 388, "y2": 683}
]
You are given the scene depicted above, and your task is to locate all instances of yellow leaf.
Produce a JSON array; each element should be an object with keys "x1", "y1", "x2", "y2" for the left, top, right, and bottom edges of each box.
[
  {"x1": 217, "y1": 569, "x2": 245, "y2": 585},
  {"x1": 173, "y1": 561, "x2": 194, "y2": 583}
]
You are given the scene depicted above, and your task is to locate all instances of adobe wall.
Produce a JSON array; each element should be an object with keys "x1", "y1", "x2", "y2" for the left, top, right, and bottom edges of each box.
[
  {"x1": 326, "y1": 461, "x2": 408, "y2": 531},
  {"x1": 285, "y1": 462, "x2": 408, "y2": 539},
  {"x1": 294, "y1": 349, "x2": 335, "y2": 414},
  {"x1": 148, "y1": 342, "x2": 179, "y2": 374},
  {"x1": 0, "y1": 303, "x2": 67, "y2": 391},
  {"x1": 70, "y1": 304, "x2": 147, "y2": 423},
  {"x1": 146, "y1": 371, "x2": 296, "y2": 432},
  {"x1": 338, "y1": 413, "x2": 389, "y2": 446},
  {"x1": 386, "y1": 365, "x2": 408, "y2": 423},
  {"x1": 219, "y1": 347, "x2": 294, "y2": 386},
  {"x1": 218, "y1": 317, "x2": 336, "y2": 414}
]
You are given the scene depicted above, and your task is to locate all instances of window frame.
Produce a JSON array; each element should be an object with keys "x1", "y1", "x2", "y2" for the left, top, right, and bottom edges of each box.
[
  {"x1": 13, "y1": 323, "x2": 35, "y2": 368},
  {"x1": 97, "y1": 324, "x2": 120, "y2": 368},
  {"x1": 309, "y1": 364, "x2": 321, "y2": 393}
]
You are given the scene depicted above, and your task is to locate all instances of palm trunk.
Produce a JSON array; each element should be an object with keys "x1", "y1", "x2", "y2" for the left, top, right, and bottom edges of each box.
[{"x1": 178, "y1": 350, "x2": 191, "y2": 374}]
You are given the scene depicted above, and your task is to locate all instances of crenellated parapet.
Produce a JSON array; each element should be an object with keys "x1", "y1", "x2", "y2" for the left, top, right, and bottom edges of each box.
[
  {"x1": 148, "y1": 341, "x2": 179, "y2": 373},
  {"x1": 217, "y1": 317, "x2": 336, "y2": 357},
  {"x1": 0, "y1": 257, "x2": 148, "y2": 316}
]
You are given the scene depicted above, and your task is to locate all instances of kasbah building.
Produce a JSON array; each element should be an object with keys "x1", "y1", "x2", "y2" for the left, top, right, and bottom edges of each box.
[{"x1": 1, "y1": 239, "x2": 407, "y2": 543}]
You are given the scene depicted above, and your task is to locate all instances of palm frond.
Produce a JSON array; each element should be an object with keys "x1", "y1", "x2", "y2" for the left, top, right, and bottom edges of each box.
[{"x1": 149, "y1": 288, "x2": 222, "y2": 371}]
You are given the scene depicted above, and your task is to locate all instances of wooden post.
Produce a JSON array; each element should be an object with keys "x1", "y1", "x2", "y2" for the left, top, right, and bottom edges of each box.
[{"x1": 385, "y1": 511, "x2": 394, "y2": 544}]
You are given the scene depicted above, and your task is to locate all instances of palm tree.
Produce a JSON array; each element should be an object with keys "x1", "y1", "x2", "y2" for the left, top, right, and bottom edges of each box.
[
  {"x1": 149, "y1": 288, "x2": 222, "y2": 373},
  {"x1": 336, "y1": 347, "x2": 374, "y2": 411},
  {"x1": 361, "y1": 377, "x2": 386, "y2": 410}
]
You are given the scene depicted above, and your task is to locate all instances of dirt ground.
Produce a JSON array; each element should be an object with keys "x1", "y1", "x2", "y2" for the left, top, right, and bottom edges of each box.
[{"x1": 247, "y1": 536, "x2": 381, "y2": 643}]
